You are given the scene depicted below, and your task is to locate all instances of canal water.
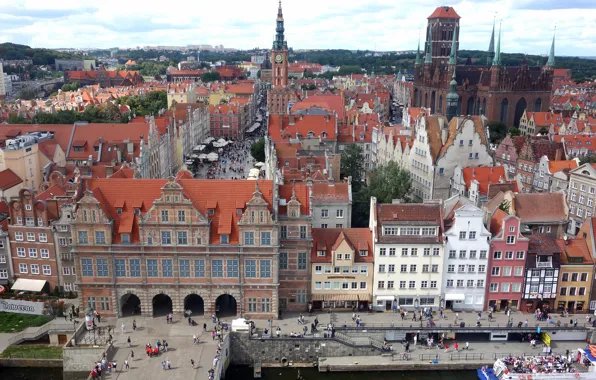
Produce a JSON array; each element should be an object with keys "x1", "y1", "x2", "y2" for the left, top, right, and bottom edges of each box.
[
  {"x1": 0, "y1": 367, "x2": 63, "y2": 380},
  {"x1": 226, "y1": 366, "x2": 479, "y2": 380}
]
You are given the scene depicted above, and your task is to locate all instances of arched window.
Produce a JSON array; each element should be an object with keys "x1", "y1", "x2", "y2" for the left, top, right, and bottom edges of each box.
[
  {"x1": 534, "y1": 98, "x2": 542, "y2": 112},
  {"x1": 500, "y1": 98, "x2": 509, "y2": 123}
]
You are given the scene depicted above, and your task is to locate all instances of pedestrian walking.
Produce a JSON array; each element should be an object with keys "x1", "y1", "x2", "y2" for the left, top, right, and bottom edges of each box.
[
  {"x1": 133, "y1": 319, "x2": 137, "y2": 331},
  {"x1": 130, "y1": 351, "x2": 134, "y2": 361},
  {"x1": 203, "y1": 323, "x2": 207, "y2": 332},
  {"x1": 124, "y1": 360, "x2": 129, "y2": 370},
  {"x1": 191, "y1": 359, "x2": 195, "y2": 369},
  {"x1": 162, "y1": 360, "x2": 166, "y2": 370},
  {"x1": 413, "y1": 335, "x2": 417, "y2": 346},
  {"x1": 163, "y1": 340, "x2": 169, "y2": 352},
  {"x1": 127, "y1": 336, "x2": 131, "y2": 347},
  {"x1": 167, "y1": 360, "x2": 171, "y2": 370},
  {"x1": 444, "y1": 344, "x2": 449, "y2": 353},
  {"x1": 121, "y1": 323, "x2": 125, "y2": 334},
  {"x1": 465, "y1": 342, "x2": 469, "y2": 351},
  {"x1": 454, "y1": 342, "x2": 459, "y2": 352}
]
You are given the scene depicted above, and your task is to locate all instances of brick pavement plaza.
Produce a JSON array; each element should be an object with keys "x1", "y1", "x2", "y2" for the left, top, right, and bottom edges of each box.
[{"x1": 96, "y1": 309, "x2": 592, "y2": 380}]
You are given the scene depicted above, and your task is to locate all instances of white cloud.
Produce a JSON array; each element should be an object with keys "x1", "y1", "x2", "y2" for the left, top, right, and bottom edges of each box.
[{"x1": 0, "y1": 0, "x2": 594, "y2": 55}]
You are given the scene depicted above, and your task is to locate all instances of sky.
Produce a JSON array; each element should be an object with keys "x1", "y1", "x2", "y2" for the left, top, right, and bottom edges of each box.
[{"x1": 0, "y1": 0, "x2": 595, "y2": 56}]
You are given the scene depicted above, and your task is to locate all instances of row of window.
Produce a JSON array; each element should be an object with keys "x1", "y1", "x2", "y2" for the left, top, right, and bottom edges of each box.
[
  {"x1": 569, "y1": 192, "x2": 595, "y2": 207},
  {"x1": 315, "y1": 281, "x2": 367, "y2": 290},
  {"x1": 560, "y1": 287, "x2": 587, "y2": 296},
  {"x1": 15, "y1": 247, "x2": 51, "y2": 258},
  {"x1": 14, "y1": 216, "x2": 44, "y2": 227},
  {"x1": 561, "y1": 272, "x2": 589, "y2": 282},
  {"x1": 490, "y1": 266, "x2": 524, "y2": 276},
  {"x1": 489, "y1": 282, "x2": 522, "y2": 293},
  {"x1": 279, "y1": 252, "x2": 307, "y2": 270},
  {"x1": 18, "y1": 263, "x2": 51, "y2": 275},
  {"x1": 378, "y1": 280, "x2": 437, "y2": 289},
  {"x1": 83, "y1": 258, "x2": 272, "y2": 279},
  {"x1": 569, "y1": 205, "x2": 591, "y2": 219},
  {"x1": 14, "y1": 232, "x2": 48, "y2": 242},
  {"x1": 446, "y1": 279, "x2": 485, "y2": 288},
  {"x1": 570, "y1": 182, "x2": 596, "y2": 194},
  {"x1": 315, "y1": 265, "x2": 368, "y2": 275},
  {"x1": 378, "y1": 247, "x2": 440, "y2": 256},
  {"x1": 86, "y1": 296, "x2": 111, "y2": 312},
  {"x1": 382, "y1": 227, "x2": 437, "y2": 237},
  {"x1": 492, "y1": 251, "x2": 525, "y2": 260},
  {"x1": 319, "y1": 223, "x2": 344, "y2": 228},
  {"x1": 280, "y1": 225, "x2": 308, "y2": 239},
  {"x1": 320, "y1": 209, "x2": 344, "y2": 218},
  {"x1": 457, "y1": 231, "x2": 478, "y2": 240},
  {"x1": 447, "y1": 250, "x2": 489, "y2": 259},
  {"x1": 247, "y1": 297, "x2": 272, "y2": 313},
  {"x1": 448, "y1": 264, "x2": 487, "y2": 273},
  {"x1": 379, "y1": 264, "x2": 440, "y2": 273}
]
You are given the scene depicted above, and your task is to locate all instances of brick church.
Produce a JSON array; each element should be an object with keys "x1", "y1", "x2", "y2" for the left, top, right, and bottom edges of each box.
[{"x1": 413, "y1": 6, "x2": 555, "y2": 127}]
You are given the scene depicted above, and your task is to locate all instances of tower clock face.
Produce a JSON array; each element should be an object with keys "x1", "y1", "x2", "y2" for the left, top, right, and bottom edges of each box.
[{"x1": 275, "y1": 54, "x2": 284, "y2": 63}]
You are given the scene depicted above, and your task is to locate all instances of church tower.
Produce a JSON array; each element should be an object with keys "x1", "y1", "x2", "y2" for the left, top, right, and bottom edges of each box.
[
  {"x1": 487, "y1": 18, "x2": 495, "y2": 66},
  {"x1": 425, "y1": 6, "x2": 460, "y2": 68},
  {"x1": 272, "y1": 0, "x2": 288, "y2": 87}
]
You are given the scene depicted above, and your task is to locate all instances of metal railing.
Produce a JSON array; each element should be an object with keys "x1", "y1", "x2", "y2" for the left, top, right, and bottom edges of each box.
[
  {"x1": 419, "y1": 354, "x2": 440, "y2": 361},
  {"x1": 392, "y1": 352, "x2": 412, "y2": 361},
  {"x1": 492, "y1": 352, "x2": 560, "y2": 360},
  {"x1": 8, "y1": 324, "x2": 75, "y2": 345},
  {"x1": 334, "y1": 321, "x2": 589, "y2": 330},
  {"x1": 450, "y1": 353, "x2": 485, "y2": 360}
]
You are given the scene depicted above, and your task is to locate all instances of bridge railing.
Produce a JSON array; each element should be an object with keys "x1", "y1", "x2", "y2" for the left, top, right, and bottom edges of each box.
[
  {"x1": 334, "y1": 321, "x2": 589, "y2": 330},
  {"x1": 8, "y1": 324, "x2": 75, "y2": 345},
  {"x1": 419, "y1": 353, "x2": 440, "y2": 361},
  {"x1": 492, "y1": 352, "x2": 560, "y2": 360},
  {"x1": 450, "y1": 353, "x2": 485, "y2": 360}
]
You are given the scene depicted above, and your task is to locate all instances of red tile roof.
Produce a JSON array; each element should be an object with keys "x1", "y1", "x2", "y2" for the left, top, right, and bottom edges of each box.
[
  {"x1": 556, "y1": 238, "x2": 594, "y2": 265},
  {"x1": 311, "y1": 228, "x2": 373, "y2": 263},
  {"x1": 0, "y1": 169, "x2": 23, "y2": 190},
  {"x1": 311, "y1": 182, "x2": 350, "y2": 203},
  {"x1": 268, "y1": 114, "x2": 337, "y2": 142},
  {"x1": 462, "y1": 166, "x2": 508, "y2": 196},
  {"x1": 84, "y1": 178, "x2": 273, "y2": 245},
  {"x1": 67, "y1": 123, "x2": 149, "y2": 162},
  {"x1": 36, "y1": 184, "x2": 67, "y2": 201},
  {"x1": 377, "y1": 202, "x2": 441, "y2": 223},
  {"x1": 513, "y1": 193, "x2": 567, "y2": 223},
  {"x1": 278, "y1": 184, "x2": 310, "y2": 216},
  {"x1": 548, "y1": 159, "x2": 578, "y2": 174},
  {"x1": 489, "y1": 209, "x2": 509, "y2": 236},
  {"x1": 0, "y1": 124, "x2": 74, "y2": 153},
  {"x1": 427, "y1": 6, "x2": 461, "y2": 19}
]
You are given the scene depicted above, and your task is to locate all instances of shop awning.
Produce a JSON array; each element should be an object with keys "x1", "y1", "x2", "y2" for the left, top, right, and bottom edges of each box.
[
  {"x1": 445, "y1": 294, "x2": 466, "y2": 301},
  {"x1": 11, "y1": 279, "x2": 47, "y2": 292},
  {"x1": 312, "y1": 293, "x2": 372, "y2": 302},
  {"x1": 375, "y1": 296, "x2": 396, "y2": 301}
]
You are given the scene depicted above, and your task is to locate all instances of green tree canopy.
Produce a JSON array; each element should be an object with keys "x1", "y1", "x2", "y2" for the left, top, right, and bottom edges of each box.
[
  {"x1": 250, "y1": 138, "x2": 266, "y2": 162},
  {"x1": 340, "y1": 143, "x2": 364, "y2": 186},
  {"x1": 201, "y1": 72, "x2": 221, "y2": 82},
  {"x1": 488, "y1": 120, "x2": 508, "y2": 144},
  {"x1": 61, "y1": 82, "x2": 80, "y2": 92}
]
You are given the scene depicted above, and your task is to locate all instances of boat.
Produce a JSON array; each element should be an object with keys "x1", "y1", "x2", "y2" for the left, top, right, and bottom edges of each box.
[{"x1": 478, "y1": 354, "x2": 596, "y2": 380}]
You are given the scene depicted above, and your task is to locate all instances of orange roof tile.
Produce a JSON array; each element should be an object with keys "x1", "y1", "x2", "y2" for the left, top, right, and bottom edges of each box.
[
  {"x1": 0, "y1": 169, "x2": 23, "y2": 190},
  {"x1": 556, "y1": 238, "x2": 594, "y2": 265},
  {"x1": 427, "y1": 6, "x2": 461, "y2": 19},
  {"x1": 462, "y1": 166, "x2": 507, "y2": 196},
  {"x1": 311, "y1": 228, "x2": 373, "y2": 263},
  {"x1": 548, "y1": 159, "x2": 578, "y2": 174}
]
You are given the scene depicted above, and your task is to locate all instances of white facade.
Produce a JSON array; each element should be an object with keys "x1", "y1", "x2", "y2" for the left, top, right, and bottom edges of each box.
[
  {"x1": 0, "y1": 63, "x2": 6, "y2": 96},
  {"x1": 442, "y1": 204, "x2": 490, "y2": 311}
]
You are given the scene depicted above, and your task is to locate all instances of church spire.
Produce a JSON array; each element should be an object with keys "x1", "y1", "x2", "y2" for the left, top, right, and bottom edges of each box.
[
  {"x1": 414, "y1": 36, "x2": 421, "y2": 66},
  {"x1": 448, "y1": 24, "x2": 458, "y2": 65},
  {"x1": 492, "y1": 23, "x2": 502, "y2": 66},
  {"x1": 487, "y1": 16, "x2": 495, "y2": 65},
  {"x1": 446, "y1": 69, "x2": 458, "y2": 121},
  {"x1": 273, "y1": 0, "x2": 287, "y2": 50},
  {"x1": 424, "y1": 26, "x2": 433, "y2": 64},
  {"x1": 546, "y1": 28, "x2": 556, "y2": 68}
]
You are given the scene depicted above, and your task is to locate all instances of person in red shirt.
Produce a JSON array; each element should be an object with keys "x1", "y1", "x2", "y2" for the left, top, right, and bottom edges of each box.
[
  {"x1": 455, "y1": 342, "x2": 459, "y2": 352},
  {"x1": 444, "y1": 344, "x2": 449, "y2": 352}
]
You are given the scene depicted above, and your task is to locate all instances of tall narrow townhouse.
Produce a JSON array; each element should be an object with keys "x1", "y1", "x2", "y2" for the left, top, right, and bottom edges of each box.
[
  {"x1": 442, "y1": 203, "x2": 490, "y2": 311},
  {"x1": 370, "y1": 197, "x2": 444, "y2": 311}
]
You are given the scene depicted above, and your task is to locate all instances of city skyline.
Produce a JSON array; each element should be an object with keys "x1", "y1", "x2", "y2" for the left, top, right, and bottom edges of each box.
[{"x1": 0, "y1": 0, "x2": 594, "y2": 56}]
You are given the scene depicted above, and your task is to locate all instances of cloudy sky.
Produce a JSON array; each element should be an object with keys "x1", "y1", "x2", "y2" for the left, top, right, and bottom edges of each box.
[{"x1": 0, "y1": 0, "x2": 595, "y2": 56}]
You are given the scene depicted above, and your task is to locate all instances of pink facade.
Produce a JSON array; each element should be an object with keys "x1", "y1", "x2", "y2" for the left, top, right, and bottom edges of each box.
[
  {"x1": 486, "y1": 214, "x2": 530, "y2": 311},
  {"x1": 494, "y1": 135, "x2": 520, "y2": 176}
]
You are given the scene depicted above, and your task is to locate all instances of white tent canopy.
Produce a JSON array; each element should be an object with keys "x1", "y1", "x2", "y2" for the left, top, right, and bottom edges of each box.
[
  {"x1": 11, "y1": 279, "x2": 47, "y2": 292},
  {"x1": 231, "y1": 318, "x2": 250, "y2": 332},
  {"x1": 254, "y1": 162, "x2": 264, "y2": 167},
  {"x1": 249, "y1": 168, "x2": 260, "y2": 177},
  {"x1": 247, "y1": 122, "x2": 260, "y2": 133},
  {"x1": 202, "y1": 137, "x2": 215, "y2": 144},
  {"x1": 198, "y1": 153, "x2": 208, "y2": 159},
  {"x1": 207, "y1": 152, "x2": 219, "y2": 161},
  {"x1": 193, "y1": 145, "x2": 206, "y2": 151}
]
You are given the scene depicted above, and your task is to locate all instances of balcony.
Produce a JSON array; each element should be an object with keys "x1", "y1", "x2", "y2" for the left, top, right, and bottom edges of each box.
[{"x1": 536, "y1": 257, "x2": 553, "y2": 268}]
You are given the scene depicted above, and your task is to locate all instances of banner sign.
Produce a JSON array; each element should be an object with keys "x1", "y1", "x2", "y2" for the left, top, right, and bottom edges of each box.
[{"x1": 0, "y1": 299, "x2": 46, "y2": 315}]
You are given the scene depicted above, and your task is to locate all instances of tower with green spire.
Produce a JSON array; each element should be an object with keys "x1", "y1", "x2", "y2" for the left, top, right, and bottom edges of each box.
[
  {"x1": 415, "y1": 37, "x2": 421, "y2": 66},
  {"x1": 487, "y1": 17, "x2": 495, "y2": 66},
  {"x1": 545, "y1": 29, "x2": 555, "y2": 68},
  {"x1": 424, "y1": 25, "x2": 433, "y2": 65},
  {"x1": 446, "y1": 70, "x2": 458, "y2": 121},
  {"x1": 448, "y1": 24, "x2": 458, "y2": 65},
  {"x1": 273, "y1": 0, "x2": 287, "y2": 50},
  {"x1": 492, "y1": 23, "x2": 502, "y2": 66}
]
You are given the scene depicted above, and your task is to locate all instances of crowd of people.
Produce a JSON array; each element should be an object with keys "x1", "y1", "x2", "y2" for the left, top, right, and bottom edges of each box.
[
  {"x1": 501, "y1": 352, "x2": 580, "y2": 374},
  {"x1": 206, "y1": 316, "x2": 228, "y2": 380}
]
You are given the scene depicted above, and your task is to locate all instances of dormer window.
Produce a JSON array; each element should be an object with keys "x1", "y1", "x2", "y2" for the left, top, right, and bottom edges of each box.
[
  {"x1": 121, "y1": 234, "x2": 130, "y2": 243},
  {"x1": 134, "y1": 208, "x2": 140, "y2": 216},
  {"x1": 322, "y1": 132, "x2": 327, "y2": 138},
  {"x1": 25, "y1": 204, "x2": 32, "y2": 211},
  {"x1": 209, "y1": 209, "x2": 215, "y2": 216},
  {"x1": 291, "y1": 210, "x2": 296, "y2": 217},
  {"x1": 236, "y1": 208, "x2": 242, "y2": 215},
  {"x1": 220, "y1": 234, "x2": 229, "y2": 244},
  {"x1": 359, "y1": 250, "x2": 368, "y2": 257},
  {"x1": 317, "y1": 250, "x2": 326, "y2": 257},
  {"x1": 116, "y1": 208, "x2": 123, "y2": 215}
]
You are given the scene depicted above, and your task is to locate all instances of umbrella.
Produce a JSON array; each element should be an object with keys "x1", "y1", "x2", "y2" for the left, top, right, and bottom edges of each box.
[
  {"x1": 198, "y1": 153, "x2": 208, "y2": 159},
  {"x1": 207, "y1": 152, "x2": 219, "y2": 162},
  {"x1": 254, "y1": 162, "x2": 265, "y2": 167}
]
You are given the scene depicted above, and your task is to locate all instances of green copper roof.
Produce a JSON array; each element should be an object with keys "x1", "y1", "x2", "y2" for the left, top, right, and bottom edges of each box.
[
  {"x1": 492, "y1": 23, "x2": 502, "y2": 66},
  {"x1": 546, "y1": 30, "x2": 555, "y2": 67},
  {"x1": 448, "y1": 24, "x2": 458, "y2": 65},
  {"x1": 447, "y1": 69, "x2": 458, "y2": 99},
  {"x1": 424, "y1": 28, "x2": 433, "y2": 64},
  {"x1": 415, "y1": 37, "x2": 421, "y2": 66}
]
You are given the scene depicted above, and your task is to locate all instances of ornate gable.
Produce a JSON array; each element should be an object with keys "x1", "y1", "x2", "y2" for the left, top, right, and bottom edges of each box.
[
  {"x1": 239, "y1": 182, "x2": 273, "y2": 225},
  {"x1": 286, "y1": 186, "x2": 302, "y2": 219}
]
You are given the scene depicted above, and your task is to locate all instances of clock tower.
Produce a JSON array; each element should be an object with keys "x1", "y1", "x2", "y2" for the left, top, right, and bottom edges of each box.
[
  {"x1": 267, "y1": 0, "x2": 296, "y2": 115},
  {"x1": 271, "y1": 0, "x2": 288, "y2": 87}
]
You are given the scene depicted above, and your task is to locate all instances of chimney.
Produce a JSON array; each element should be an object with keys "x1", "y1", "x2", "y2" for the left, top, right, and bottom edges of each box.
[
  {"x1": 106, "y1": 166, "x2": 114, "y2": 177},
  {"x1": 555, "y1": 148, "x2": 562, "y2": 161},
  {"x1": 289, "y1": 115, "x2": 295, "y2": 125}
]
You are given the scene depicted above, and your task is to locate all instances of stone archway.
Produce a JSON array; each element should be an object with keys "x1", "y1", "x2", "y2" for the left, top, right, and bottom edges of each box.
[
  {"x1": 215, "y1": 294, "x2": 237, "y2": 318},
  {"x1": 121, "y1": 293, "x2": 141, "y2": 317},
  {"x1": 152, "y1": 294, "x2": 173, "y2": 317},
  {"x1": 184, "y1": 294, "x2": 205, "y2": 316},
  {"x1": 514, "y1": 97, "x2": 527, "y2": 127}
]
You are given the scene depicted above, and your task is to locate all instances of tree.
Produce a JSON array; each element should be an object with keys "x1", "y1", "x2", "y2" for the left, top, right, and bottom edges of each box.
[
  {"x1": 250, "y1": 138, "x2": 266, "y2": 162},
  {"x1": 8, "y1": 115, "x2": 28, "y2": 124},
  {"x1": 61, "y1": 82, "x2": 80, "y2": 92},
  {"x1": 340, "y1": 144, "x2": 364, "y2": 185},
  {"x1": 499, "y1": 199, "x2": 511, "y2": 213},
  {"x1": 509, "y1": 127, "x2": 521, "y2": 137},
  {"x1": 18, "y1": 87, "x2": 38, "y2": 100},
  {"x1": 488, "y1": 120, "x2": 508, "y2": 144},
  {"x1": 201, "y1": 72, "x2": 221, "y2": 82}
]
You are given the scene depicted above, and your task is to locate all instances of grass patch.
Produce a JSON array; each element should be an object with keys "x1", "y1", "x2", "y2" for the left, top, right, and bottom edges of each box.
[
  {"x1": 0, "y1": 344, "x2": 63, "y2": 359},
  {"x1": 0, "y1": 312, "x2": 52, "y2": 333}
]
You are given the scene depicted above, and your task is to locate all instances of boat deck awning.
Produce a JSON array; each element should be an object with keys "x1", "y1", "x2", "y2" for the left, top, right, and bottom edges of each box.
[{"x1": 11, "y1": 278, "x2": 47, "y2": 292}]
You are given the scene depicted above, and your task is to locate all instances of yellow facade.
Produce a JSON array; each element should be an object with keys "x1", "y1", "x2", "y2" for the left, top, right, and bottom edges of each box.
[{"x1": 555, "y1": 264, "x2": 594, "y2": 312}]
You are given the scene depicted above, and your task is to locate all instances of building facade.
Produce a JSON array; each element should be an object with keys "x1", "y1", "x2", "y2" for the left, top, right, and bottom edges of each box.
[
  {"x1": 567, "y1": 163, "x2": 596, "y2": 236},
  {"x1": 522, "y1": 234, "x2": 561, "y2": 312},
  {"x1": 555, "y1": 238, "x2": 594, "y2": 313},
  {"x1": 370, "y1": 198, "x2": 444, "y2": 311},
  {"x1": 442, "y1": 204, "x2": 490, "y2": 311}
]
